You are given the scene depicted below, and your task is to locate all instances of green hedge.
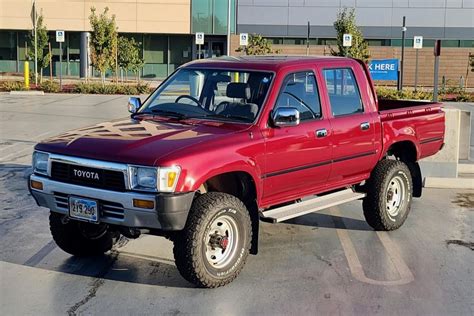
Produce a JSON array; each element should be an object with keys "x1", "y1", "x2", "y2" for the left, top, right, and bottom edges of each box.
[{"x1": 72, "y1": 82, "x2": 152, "y2": 95}]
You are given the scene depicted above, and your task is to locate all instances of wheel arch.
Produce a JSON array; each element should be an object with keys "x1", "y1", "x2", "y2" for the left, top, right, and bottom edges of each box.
[
  {"x1": 384, "y1": 140, "x2": 422, "y2": 198},
  {"x1": 197, "y1": 171, "x2": 260, "y2": 255}
]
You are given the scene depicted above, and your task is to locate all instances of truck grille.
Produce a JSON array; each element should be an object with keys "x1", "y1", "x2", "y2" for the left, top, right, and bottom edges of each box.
[
  {"x1": 51, "y1": 161, "x2": 126, "y2": 192},
  {"x1": 54, "y1": 192, "x2": 125, "y2": 220}
]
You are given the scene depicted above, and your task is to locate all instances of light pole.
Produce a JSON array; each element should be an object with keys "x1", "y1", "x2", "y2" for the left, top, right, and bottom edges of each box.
[
  {"x1": 226, "y1": 0, "x2": 231, "y2": 56},
  {"x1": 398, "y1": 16, "x2": 406, "y2": 91},
  {"x1": 33, "y1": 0, "x2": 38, "y2": 85}
]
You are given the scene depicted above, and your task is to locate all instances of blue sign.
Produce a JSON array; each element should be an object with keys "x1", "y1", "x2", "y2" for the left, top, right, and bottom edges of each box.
[{"x1": 368, "y1": 59, "x2": 399, "y2": 81}]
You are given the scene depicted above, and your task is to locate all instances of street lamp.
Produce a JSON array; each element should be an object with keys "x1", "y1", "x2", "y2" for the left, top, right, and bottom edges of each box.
[
  {"x1": 32, "y1": 0, "x2": 38, "y2": 85},
  {"x1": 226, "y1": 0, "x2": 231, "y2": 56},
  {"x1": 398, "y1": 16, "x2": 406, "y2": 91}
]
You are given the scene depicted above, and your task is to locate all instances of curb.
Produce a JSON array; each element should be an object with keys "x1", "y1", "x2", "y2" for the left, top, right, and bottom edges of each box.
[
  {"x1": 424, "y1": 177, "x2": 474, "y2": 189},
  {"x1": 458, "y1": 164, "x2": 474, "y2": 174},
  {"x1": 9, "y1": 91, "x2": 44, "y2": 96}
]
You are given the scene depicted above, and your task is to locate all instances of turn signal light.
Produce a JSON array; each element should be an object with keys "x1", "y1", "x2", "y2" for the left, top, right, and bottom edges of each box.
[
  {"x1": 133, "y1": 199, "x2": 155, "y2": 209},
  {"x1": 30, "y1": 180, "x2": 43, "y2": 190}
]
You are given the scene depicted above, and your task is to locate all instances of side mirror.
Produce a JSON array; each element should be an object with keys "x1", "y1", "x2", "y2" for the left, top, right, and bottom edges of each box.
[
  {"x1": 271, "y1": 107, "x2": 300, "y2": 127},
  {"x1": 128, "y1": 97, "x2": 141, "y2": 114}
]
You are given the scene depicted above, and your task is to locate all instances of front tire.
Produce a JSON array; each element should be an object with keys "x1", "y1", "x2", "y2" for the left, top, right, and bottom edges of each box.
[
  {"x1": 173, "y1": 192, "x2": 252, "y2": 288},
  {"x1": 49, "y1": 212, "x2": 119, "y2": 256},
  {"x1": 362, "y1": 160, "x2": 413, "y2": 231}
]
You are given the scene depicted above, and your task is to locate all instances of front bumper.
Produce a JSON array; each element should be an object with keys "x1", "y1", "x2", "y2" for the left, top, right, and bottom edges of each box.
[{"x1": 29, "y1": 174, "x2": 194, "y2": 230}]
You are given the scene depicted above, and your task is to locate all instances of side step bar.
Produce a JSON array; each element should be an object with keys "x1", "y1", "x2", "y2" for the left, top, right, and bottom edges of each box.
[{"x1": 260, "y1": 188, "x2": 366, "y2": 223}]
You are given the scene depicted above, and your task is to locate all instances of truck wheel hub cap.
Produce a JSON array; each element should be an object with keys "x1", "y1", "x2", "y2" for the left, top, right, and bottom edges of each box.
[
  {"x1": 205, "y1": 214, "x2": 239, "y2": 269},
  {"x1": 386, "y1": 175, "x2": 405, "y2": 218}
]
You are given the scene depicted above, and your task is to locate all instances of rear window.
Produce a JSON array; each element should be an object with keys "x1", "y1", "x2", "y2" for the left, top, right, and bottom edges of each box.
[{"x1": 323, "y1": 68, "x2": 363, "y2": 117}]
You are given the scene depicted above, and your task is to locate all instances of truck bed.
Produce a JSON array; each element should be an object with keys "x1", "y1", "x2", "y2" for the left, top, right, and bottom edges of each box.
[
  {"x1": 378, "y1": 99, "x2": 445, "y2": 160},
  {"x1": 378, "y1": 99, "x2": 442, "y2": 120}
]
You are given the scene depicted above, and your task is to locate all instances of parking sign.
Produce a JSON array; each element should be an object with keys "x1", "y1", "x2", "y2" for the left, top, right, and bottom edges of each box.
[
  {"x1": 195, "y1": 32, "x2": 204, "y2": 45},
  {"x1": 413, "y1": 36, "x2": 423, "y2": 49},
  {"x1": 343, "y1": 34, "x2": 352, "y2": 47},
  {"x1": 56, "y1": 30, "x2": 65, "y2": 43},
  {"x1": 239, "y1": 33, "x2": 249, "y2": 46}
]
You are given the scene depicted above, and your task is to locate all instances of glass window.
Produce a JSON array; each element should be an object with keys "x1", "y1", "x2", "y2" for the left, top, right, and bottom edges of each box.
[
  {"x1": 460, "y1": 40, "x2": 474, "y2": 48},
  {"x1": 323, "y1": 68, "x2": 363, "y2": 117},
  {"x1": 275, "y1": 72, "x2": 322, "y2": 121},
  {"x1": 0, "y1": 31, "x2": 17, "y2": 60},
  {"x1": 141, "y1": 68, "x2": 273, "y2": 123},
  {"x1": 169, "y1": 36, "x2": 192, "y2": 66},
  {"x1": 143, "y1": 34, "x2": 167, "y2": 78},
  {"x1": 192, "y1": 0, "x2": 235, "y2": 35}
]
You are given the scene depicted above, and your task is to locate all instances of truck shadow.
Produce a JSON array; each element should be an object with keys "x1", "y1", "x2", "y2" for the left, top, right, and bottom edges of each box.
[
  {"x1": 54, "y1": 252, "x2": 194, "y2": 288},
  {"x1": 285, "y1": 212, "x2": 373, "y2": 231}
]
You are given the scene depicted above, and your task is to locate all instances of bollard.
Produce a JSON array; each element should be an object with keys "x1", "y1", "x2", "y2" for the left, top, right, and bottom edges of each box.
[
  {"x1": 24, "y1": 61, "x2": 29, "y2": 89},
  {"x1": 460, "y1": 76, "x2": 464, "y2": 89}
]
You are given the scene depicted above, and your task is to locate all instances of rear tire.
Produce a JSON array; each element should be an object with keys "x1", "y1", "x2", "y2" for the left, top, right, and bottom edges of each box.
[
  {"x1": 173, "y1": 192, "x2": 252, "y2": 288},
  {"x1": 49, "y1": 212, "x2": 119, "y2": 256},
  {"x1": 362, "y1": 160, "x2": 413, "y2": 231}
]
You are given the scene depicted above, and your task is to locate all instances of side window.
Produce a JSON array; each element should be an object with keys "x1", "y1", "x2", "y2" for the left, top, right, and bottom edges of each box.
[
  {"x1": 274, "y1": 72, "x2": 322, "y2": 121},
  {"x1": 323, "y1": 68, "x2": 363, "y2": 117}
]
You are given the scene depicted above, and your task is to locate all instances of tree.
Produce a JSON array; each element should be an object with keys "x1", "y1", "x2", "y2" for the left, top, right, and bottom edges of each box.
[
  {"x1": 330, "y1": 8, "x2": 370, "y2": 63},
  {"x1": 27, "y1": 13, "x2": 51, "y2": 83},
  {"x1": 117, "y1": 36, "x2": 143, "y2": 82},
  {"x1": 89, "y1": 7, "x2": 118, "y2": 83},
  {"x1": 235, "y1": 34, "x2": 280, "y2": 55}
]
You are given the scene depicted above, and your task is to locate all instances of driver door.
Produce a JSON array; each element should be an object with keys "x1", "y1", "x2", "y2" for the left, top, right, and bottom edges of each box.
[{"x1": 262, "y1": 71, "x2": 332, "y2": 206}]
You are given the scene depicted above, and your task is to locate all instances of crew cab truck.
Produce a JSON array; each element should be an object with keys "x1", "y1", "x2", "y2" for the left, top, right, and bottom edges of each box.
[{"x1": 29, "y1": 56, "x2": 445, "y2": 288}]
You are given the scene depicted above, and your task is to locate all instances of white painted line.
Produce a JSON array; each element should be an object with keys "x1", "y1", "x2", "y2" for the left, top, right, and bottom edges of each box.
[
  {"x1": 331, "y1": 208, "x2": 414, "y2": 286},
  {"x1": 0, "y1": 131, "x2": 53, "y2": 152}
]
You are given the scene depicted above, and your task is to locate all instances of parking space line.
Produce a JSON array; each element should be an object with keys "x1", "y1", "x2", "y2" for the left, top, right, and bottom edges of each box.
[
  {"x1": 331, "y1": 208, "x2": 414, "y2": 286},
  {"x1": 0, "y1": 131, "x2": 52, "y2": 152},
  {"x1": 23, "y1": 240, "x2": 57, "y2": 267}
]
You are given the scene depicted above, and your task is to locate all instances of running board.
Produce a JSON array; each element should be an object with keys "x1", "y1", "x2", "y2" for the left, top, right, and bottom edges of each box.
[{"x1": 260, "y1": 189, "x2": 366, "y2": 223}]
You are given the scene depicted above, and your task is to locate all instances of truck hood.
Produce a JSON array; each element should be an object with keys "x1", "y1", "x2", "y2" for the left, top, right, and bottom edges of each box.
[{"x1": 35, "y1": 116, "x2": 250, "y2": 165}]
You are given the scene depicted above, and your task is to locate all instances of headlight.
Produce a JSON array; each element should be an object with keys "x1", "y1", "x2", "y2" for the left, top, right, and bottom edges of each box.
[
  {"x1": 32, "y1": 151, "x2": 49, "y2": 175},
  {"x1": 129, "y1": 166, "x2": 158, "y2": 191},
  {"x1": 128, "y1": 165, "x2": 181, "y2": 192}
]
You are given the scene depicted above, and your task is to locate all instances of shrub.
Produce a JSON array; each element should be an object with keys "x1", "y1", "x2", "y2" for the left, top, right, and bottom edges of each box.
[
  {"x1": 136, "y1": 82, "x2": 152, "y2": 94},
  {"x1": 376, "y1": 86, "x2": 432, "y2": 101},
  {"x1": 0, "y1": 81, "x2": 28, "y2": 91},
  {"x1": 72, "y1": 82, "x2": 150, "y2": 95},
  {"x1": 39, "y1": 80, "x2": 60, "y2": 93}
]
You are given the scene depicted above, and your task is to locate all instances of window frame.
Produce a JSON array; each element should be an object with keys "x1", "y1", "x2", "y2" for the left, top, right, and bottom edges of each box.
[
  {"x1": 321, "y1": 67, "x2": 365, "y2": 118},
  {"x1": 273, "y1": 70, "x2": 324, "y2": 123}
]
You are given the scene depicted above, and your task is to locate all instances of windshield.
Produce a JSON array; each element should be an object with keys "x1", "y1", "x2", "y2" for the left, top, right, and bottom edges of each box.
[{"x1": 139, "y1": 68, "x2": 274, "y2": 123}]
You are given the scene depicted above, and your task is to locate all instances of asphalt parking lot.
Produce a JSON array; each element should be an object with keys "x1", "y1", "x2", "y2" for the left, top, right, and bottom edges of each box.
[{"x1": 1, "y1": 93, "x2": 473, "y2": 315}]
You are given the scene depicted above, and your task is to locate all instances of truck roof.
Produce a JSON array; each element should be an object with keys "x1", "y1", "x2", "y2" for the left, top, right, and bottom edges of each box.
[{"x1": 183, "y1": 55, "x2": 351, "y2": 72}]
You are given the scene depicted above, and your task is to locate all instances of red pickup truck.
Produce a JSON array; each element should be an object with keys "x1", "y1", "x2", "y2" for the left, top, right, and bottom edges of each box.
[{"x1": 29, "y1": 56, "x2": 445, "y2": 288}]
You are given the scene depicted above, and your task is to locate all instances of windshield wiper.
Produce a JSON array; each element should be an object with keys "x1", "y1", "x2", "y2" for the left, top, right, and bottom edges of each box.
[
  {"x1": 203, "y1": 113, "x2": 251, "y2": 122},
  {"x1": 146, "y1": 109, "x2": 189, "y2": 120}
]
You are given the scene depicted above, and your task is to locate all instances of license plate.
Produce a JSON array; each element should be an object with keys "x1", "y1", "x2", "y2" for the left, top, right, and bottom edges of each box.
[{"x1": 69, "y1": 197, "x2": 99, "y2": 223}]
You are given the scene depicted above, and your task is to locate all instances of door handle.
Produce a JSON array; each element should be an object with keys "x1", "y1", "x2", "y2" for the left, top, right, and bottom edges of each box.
[
  {"x1": 360, "y1": 122, "x2": 370, "y2": 131},
  {"x1": 316, "y1": 129, "x2": 328, "y2": 138}
]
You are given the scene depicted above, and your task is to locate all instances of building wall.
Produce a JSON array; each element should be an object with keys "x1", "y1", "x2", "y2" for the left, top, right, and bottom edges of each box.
[
  {"x1": 237, "y1": 0, "x2": 474, "y2": 39},
  {"x1": 0, "y1": 0, "x2": 191, "y2": 34},
  {"x1": 230, "y1": 35, "x2": 473, "y2": 87}
]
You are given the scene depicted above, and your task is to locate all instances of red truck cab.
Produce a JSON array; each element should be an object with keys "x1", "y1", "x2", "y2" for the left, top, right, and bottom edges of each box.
[{"x1": 29, "y1": 56, "x2": 445, "y2": 288}]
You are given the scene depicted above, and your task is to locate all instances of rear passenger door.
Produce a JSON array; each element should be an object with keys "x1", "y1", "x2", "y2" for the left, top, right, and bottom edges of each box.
[{"x1": 321, "y1": 67, "x2": 377, "y2": 184}]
